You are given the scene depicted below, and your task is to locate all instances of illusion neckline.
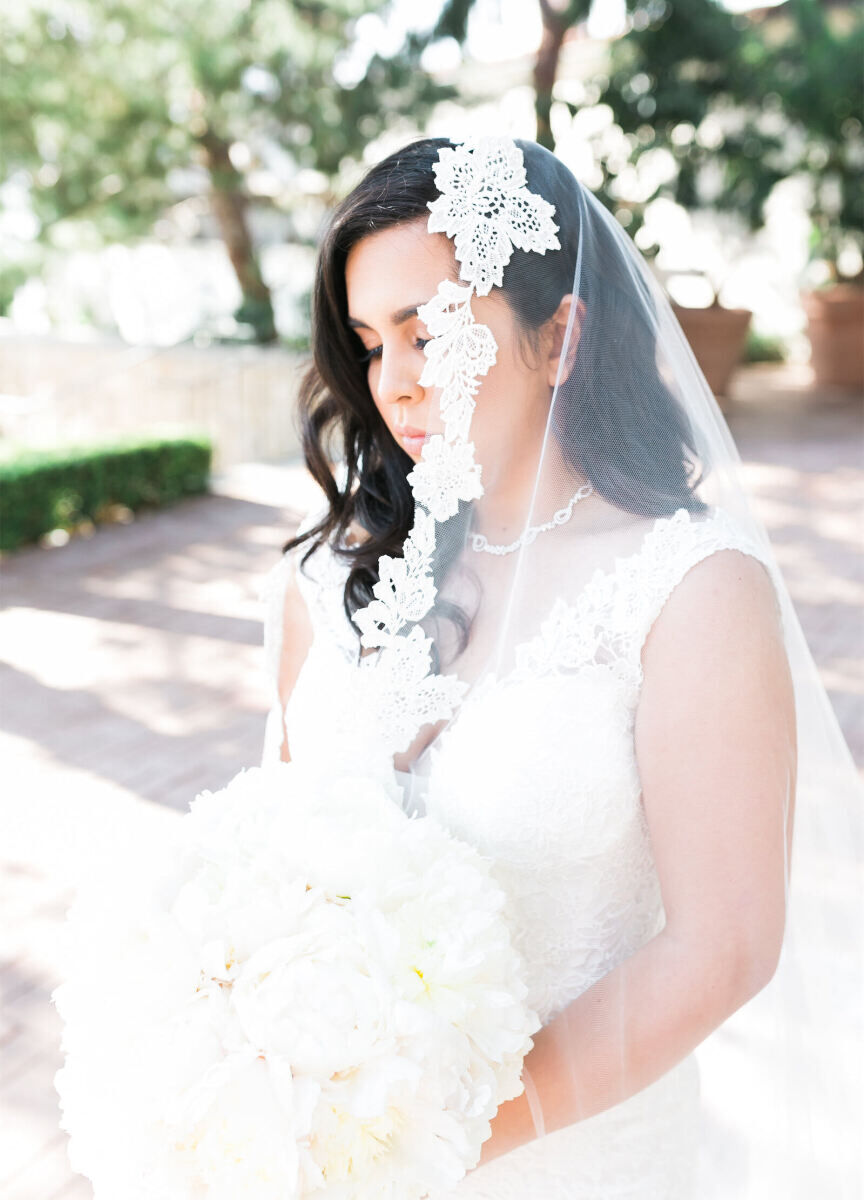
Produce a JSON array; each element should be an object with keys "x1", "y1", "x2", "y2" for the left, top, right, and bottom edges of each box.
[{"x1": 391, "y1": 504, "x2": 723, "y2": 776}]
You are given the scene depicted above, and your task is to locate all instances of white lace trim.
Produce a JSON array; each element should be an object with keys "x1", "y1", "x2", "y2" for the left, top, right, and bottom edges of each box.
[
  {"x1": 426, "y1": 137, "x2": 560, "y2": 297},
  {"x1": 414, "y1": 280, "x2": 498, "y2": 442},
  {"x1": 343, "y1": 136, "x2": 561, "y2": 756},
  {"x1": 262, "y1": 500, "x2": 782, "y2": 783},
  {"x1": 511, "y1": 505, "x2": 778, "y2": 695}
]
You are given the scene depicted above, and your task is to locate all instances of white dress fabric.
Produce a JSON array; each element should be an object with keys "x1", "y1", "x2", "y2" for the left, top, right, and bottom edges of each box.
[{"x1": 259, "y1": 501, "x2": 775, "y2": 1199}]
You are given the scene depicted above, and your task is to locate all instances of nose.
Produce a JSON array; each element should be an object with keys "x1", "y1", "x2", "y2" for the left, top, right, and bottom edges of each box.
[{"x1": 375, "y1": 345, "x2": 427, "y2": 425}]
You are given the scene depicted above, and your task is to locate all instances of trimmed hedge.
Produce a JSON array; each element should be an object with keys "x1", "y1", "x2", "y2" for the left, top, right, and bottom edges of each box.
[{"x1": 0, "y1": 434, "x2": 212, "y2": 551}]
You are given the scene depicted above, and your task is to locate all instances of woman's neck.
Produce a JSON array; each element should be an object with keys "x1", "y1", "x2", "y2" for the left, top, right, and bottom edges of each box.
[{"x1": 469, "y1": 436, "x2": 591, "y2": 541}]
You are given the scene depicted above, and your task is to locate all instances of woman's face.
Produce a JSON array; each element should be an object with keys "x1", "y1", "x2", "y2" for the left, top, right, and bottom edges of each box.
[{"x1": 344, "y1": 217, "x2": 559, "y2": 493}]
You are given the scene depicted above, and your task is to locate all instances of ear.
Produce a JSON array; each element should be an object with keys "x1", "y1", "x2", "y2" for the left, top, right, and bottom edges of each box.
[{"x1": 546, "y1": 294, "x2": 585, "y2": 387}]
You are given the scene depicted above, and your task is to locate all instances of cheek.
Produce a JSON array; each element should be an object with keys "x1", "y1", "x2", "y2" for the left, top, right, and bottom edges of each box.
[
  {"x1": 470, "y1": 404, "x2": 505, "y2": 463},
  {"x1": 492, "y1": 321, "x2": 529, "y2": 376},
  {"x1": 365, "y1": 363, "x2": 385, "y2": 409},
  {"x1": 487, "y1": 316, "x2": 541, "y2": 405},
  {"x1": 468, "y1": 333, "x2": 539, "y2": 455}
]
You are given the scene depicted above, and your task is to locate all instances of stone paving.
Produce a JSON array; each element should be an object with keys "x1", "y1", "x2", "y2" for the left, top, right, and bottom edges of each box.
[{"x1": 0, "y1": 363, "x2": 861, "y2": 1198}]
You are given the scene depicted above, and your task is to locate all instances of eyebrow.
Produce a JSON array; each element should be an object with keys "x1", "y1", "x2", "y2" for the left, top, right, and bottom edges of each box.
[{"x1": 347, "y1": 303, "x2": 426, "y2": 331}]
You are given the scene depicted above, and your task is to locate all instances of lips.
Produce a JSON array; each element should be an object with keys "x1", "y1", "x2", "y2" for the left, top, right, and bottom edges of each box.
[{"x1": 395, "y1": 426, "x2": 428, "y2": 454}]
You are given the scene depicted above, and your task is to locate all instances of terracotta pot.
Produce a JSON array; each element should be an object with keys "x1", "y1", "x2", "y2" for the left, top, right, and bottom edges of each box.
[
  {"x1": 671, "y1": 303, "x2": 752, "y2": 404},
  {"x1": 801, "y1": 284, "x2": 864, "y2": 390}
]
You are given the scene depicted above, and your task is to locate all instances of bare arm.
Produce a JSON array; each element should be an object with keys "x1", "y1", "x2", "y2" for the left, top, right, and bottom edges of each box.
[
  {"x1": 275, "y1": 556, "x2": 316, "y2": 763},
  {"x1": 477, "y1": 548, "x2": 797, "y2": 1165}
]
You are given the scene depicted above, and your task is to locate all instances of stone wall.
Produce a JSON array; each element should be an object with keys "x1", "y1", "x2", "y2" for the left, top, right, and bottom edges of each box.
[{"x1": 0, "y1": 331, "x2": 306, "y2": 469}]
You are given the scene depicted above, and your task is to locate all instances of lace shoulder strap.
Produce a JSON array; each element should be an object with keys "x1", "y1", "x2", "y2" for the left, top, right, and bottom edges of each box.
[
  {"x1": 513, "y1": 504, "x2": 783, "y2": 694},
  {"x1": 623, "y1": 505, "x2": 783, "y2": 669}
]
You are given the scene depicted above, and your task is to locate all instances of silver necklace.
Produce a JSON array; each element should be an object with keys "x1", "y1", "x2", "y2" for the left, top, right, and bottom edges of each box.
[{"x1": 468, "y1": 481, "x2": 595, "y2": 556}]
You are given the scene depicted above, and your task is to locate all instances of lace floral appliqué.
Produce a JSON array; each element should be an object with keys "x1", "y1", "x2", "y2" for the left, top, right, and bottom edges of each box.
[{"x1": 342, "y1": 136, "x2": 562, "y2": 761}]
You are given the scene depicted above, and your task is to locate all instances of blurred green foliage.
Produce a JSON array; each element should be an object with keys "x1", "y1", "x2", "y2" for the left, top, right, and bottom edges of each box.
[
  {"x1": 596, "y1": 0, "x2": 863, "y2": 277},
  {"x1": 1, "y1": 0, "x2": 453, "y2": 341},
  {"x1": 3, "y1": 0, "x2": 861, "y2": 345},
  {"x1": 763, "y1": 0, "x2": 864, "y2": 281},
  {"x1": 744, "y1": 328, "x2": 787, "y2": 363},
  {"x1": 595, "y1": 0, "x2": 782, "y2": 235},
  {"x1": 436, "y1": 0, "x2": 863, "y2": 281}
]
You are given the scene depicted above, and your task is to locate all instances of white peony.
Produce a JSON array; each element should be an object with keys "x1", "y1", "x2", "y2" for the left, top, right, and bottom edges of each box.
[{"x1": 52, "y1": 759, "x2": 540, "y2": 1199}]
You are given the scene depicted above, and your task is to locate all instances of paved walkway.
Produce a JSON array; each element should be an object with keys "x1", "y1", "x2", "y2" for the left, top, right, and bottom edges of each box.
[{"x1": 0, "y1": 363, "x2": 861, "y2": 1198}]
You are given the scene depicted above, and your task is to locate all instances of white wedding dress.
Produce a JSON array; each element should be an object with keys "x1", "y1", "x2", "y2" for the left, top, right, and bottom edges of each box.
[{"x1": 259, "y1": 499, "x2": 774, "y2": 1199}]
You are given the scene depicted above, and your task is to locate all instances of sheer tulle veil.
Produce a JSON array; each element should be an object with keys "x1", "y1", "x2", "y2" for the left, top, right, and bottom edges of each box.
[{"x1": 285, "y1": 134, "x2": 864, "y2": 1195}]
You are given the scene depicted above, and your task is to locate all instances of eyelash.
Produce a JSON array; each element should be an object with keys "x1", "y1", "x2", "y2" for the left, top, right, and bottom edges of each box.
[{"x1": 359, "y1": 337, "x2": 431, "y2": 363}]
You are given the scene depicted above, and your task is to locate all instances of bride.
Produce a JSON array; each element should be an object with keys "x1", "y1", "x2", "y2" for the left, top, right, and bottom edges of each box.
[{"x1": 259, "y1": 136, "x2": 863, "y2": 1197}]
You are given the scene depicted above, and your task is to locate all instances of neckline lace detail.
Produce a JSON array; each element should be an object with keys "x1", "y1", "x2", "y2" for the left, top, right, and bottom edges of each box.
[{"x1": 288, "y1": 502, "x2": 773, "y2": 775}]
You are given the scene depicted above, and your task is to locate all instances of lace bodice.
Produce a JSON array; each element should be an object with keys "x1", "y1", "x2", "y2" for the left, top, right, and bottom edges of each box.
[{"x1": 258, "y1": 501, "x2": 777, "y2": 1197}]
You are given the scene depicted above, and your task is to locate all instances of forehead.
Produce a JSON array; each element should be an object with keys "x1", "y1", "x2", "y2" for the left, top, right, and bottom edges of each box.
[{"x1": 344, "y1": 220, "x2": 456, "y2": 315}]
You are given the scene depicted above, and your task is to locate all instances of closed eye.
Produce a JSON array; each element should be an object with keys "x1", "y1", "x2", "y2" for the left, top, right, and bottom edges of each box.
[{"x1": 358, "y1": 337, "x2": 431, "y2": 363}]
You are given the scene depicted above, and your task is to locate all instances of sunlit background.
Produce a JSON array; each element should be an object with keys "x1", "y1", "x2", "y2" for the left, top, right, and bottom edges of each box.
[
  {"x1": 0, "y1": 6, "x2": 861, "y2": 1195},
  {"x1": 1, "y1": 0, "x2": 861, "y2": 353}
]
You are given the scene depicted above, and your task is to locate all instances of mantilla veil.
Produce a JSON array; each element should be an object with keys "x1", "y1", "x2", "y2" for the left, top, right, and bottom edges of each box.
[{"x1": 261, "y1": 135, "x2": 863, "y2": 1197}]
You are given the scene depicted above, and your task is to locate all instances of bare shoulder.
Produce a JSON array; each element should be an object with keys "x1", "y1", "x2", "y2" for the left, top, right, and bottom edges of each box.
[
  {"x1": 634, "y1": 541, "x2": 796, "y2": 732},
  {"x1": 635, "y1": 541, "x2": 794, "y2": 759},
  {"x1": 642, "y1": 542, "x2": 782, "y2": 669}
]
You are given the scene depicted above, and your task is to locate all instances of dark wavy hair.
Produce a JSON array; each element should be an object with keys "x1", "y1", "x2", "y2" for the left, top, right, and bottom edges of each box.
[{"x1": 283, "y1": 135, "x2": 707, "y2": 661}]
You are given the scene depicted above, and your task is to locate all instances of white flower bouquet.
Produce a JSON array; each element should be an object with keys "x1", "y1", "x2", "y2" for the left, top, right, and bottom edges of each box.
[{"x1": 52, "y1": 760, "x2": 540, "y2": 1198}]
